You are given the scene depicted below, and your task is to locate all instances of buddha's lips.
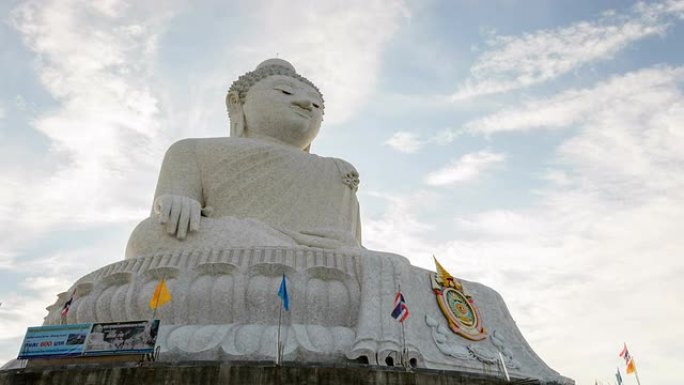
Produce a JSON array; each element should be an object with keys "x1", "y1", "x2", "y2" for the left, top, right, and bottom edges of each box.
[{"x1": 291, "y1": 105, "x2": 312, "y2": 118}]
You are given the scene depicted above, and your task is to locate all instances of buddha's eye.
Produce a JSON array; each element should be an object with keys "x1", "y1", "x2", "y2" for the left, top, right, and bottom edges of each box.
[
  {"x1": 277, "y1": 88, "x2": 293, "y2": 95},
  {"x1": 312, "y1": 103, "x2": 320, "y2": 109}
]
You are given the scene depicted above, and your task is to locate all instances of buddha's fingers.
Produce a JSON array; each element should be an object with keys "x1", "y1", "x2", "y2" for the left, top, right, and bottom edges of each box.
[
  {"x1": 155, "y1": 195, "x2": 172, "y2": 225},
  {"x1": 189, "y1": 201, "x2": 201, "y2": 233},
  {"x1": 167, "y1": 196, "x2": 182, "y2": 236},
  {"x1": 177, "y1": 199, "x2": 191, "y2": 240}
]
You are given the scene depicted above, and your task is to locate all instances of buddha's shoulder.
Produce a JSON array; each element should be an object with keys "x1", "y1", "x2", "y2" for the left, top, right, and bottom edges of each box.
[
  {"x1": 323, "y1": 156, "x2": 358, "y2": 176},
  {"x1": 165, "y1": 138, "x2": 359, "y2": 174},
  {"x1": 168, "y1": 137, "x2": 236, "y2": 148},
  {"x1": 164, "y1": 137, "x2": 248, "y2": 155},
  {"x1": 310, "y1": 154, "x2": 359, "y2": 187}
]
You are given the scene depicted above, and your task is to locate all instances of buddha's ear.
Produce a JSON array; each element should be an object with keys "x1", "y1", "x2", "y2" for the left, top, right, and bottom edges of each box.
[
  {"x1": 226, "y1": 90, "x2": 240, "y2": 108},
  {"x1": 226, "y1": 91, "x2": 245, "y2": 137}
]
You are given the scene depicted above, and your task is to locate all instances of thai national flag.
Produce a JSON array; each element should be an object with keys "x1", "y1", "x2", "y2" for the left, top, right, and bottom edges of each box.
[
  {"x1": 61, "y1": 290, "x2": 75, "y2": 317},
  {"x1": 619, "y1": 343, "x2": 631, "y2": 363},
  {"x1": 391, "y1": 290, "x2": 409, "y2": 322}
]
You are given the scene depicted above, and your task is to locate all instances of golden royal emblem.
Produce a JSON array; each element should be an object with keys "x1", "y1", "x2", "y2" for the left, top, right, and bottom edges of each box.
[{"x1": 431, "y1": 257, "x2": 486, "y2": 341}]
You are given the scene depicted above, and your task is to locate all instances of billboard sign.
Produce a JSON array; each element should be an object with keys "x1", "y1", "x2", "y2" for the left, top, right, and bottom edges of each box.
[
  {"x1": 18, "y1": 320, "x2": 160, "y2": 359},
  {"x1": 18, "y1": 323, "x2": 90, "y2": 359},
  {"x1": 82, "y1": 320, "x2": 160, "y2": 356}
]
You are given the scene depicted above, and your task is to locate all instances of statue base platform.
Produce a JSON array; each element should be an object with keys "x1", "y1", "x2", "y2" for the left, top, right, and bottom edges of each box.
[
  {"x1": 0, "y1": 361, "x2": 564, "y2": 385},
  {"x1": 35, "y1": 246, "x2": 571, "y2": 384}
]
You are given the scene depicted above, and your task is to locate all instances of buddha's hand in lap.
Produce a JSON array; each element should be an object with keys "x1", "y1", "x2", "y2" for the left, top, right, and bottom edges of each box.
[{"x1": 153, "y1": 194, "x2": 201, "y2": 240}]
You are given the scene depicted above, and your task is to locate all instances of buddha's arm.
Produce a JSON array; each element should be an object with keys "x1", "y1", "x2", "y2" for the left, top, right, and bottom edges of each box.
[{"x1": 152, "y1": 139, "x2": 204, "y2": 240}]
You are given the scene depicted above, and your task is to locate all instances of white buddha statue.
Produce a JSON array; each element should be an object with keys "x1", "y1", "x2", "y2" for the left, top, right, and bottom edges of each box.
[
  {"x1": 126, "y1": 58, "x2": 362, "y2": 258},
  {"x1": 34, "y1": 59, "x2": 570, "y2": 384}
]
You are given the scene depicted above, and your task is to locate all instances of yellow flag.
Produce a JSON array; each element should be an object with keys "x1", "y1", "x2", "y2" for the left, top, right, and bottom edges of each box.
[
  {"x1": 149, "y1": 278, "x2": 172, "y2": 309},
  {"x1": 626, "y1": 358, "x2": 636, "y2": 374}
]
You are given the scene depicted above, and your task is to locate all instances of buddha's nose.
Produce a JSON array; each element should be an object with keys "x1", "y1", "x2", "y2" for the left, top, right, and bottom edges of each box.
[{"x1": 293, "y1": 98, "x2": 313, "y2": 111}]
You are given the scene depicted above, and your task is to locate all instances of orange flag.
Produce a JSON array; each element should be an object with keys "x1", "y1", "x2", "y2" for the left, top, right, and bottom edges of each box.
[
  {"x1": 149, "y1": 278, "x2": 172, "y2": 309},
  {"x1": 626, "y1": 358, "x2": 636, "y2": 374}
]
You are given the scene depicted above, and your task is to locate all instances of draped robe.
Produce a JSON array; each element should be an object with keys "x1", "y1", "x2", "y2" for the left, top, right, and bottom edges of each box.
[{"x1": 126, "y1": 137, "x2": 362, "y2": 258}]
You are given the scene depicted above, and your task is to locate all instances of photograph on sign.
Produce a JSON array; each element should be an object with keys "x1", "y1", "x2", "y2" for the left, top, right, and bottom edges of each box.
[
  {"x1": 82, "y1": 320, "x2": 159, "y2": 356},
  {"x1": 17, "y1": 324, "x2": 91, "y2": 359}
]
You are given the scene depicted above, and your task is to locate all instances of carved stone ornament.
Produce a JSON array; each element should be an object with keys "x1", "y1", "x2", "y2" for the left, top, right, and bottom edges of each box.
[
  {"x1": 431, "y1": 260, "x2": 486, "y2": 341},
  {"x1": 424, "y1": 315, "x2": 518, "y2": 369}
]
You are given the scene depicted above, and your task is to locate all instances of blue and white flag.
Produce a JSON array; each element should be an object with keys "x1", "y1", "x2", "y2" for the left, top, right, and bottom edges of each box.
[
  {"x1": 391, "y1": 290, "x2": 409, "y2": 322},
  {"x1": 615, "y1": 367, "x2": 623, "y2": 385},
  {"x1": 278, "y1": 274, "x2": 289, "y2": 311}
]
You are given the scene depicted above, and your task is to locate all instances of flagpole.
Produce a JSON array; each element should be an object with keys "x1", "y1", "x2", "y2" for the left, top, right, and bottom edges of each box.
[
  {"x1": 400, "y1": 319, "x2": 407, "y2": 368},
  {"x1": 397, "y1": 284, "x2": 407, "y2": 369},
  {"x1": 497, "y1": 351, "x2": 510, "y2": 381},
  {"x1": 632, "y1": 360, "x2": 642, "y2": 385},
  {"x1": 276, "y1": 302, "x2": 283, "y2": 366}
]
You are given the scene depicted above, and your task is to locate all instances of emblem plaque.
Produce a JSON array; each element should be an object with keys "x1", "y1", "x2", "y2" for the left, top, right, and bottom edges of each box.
[{"x1": 431, "y1": 258, "x2": 487, "y2": 341}]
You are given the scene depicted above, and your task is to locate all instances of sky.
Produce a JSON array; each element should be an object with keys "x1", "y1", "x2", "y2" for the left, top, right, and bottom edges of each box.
[{"x1": 1, "y1": 0, "x2": 683, "y2": 384}]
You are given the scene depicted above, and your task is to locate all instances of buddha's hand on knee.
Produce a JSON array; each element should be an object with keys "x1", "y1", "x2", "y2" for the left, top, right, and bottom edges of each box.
[{"x1": 153, "y1": 194, "x2": 201, "y2": 240}]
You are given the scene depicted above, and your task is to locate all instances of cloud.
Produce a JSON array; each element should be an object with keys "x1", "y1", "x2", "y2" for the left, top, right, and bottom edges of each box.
[
  {"x1": 424, "y1": 151, "x2": 505, "y2": 186},
  {"x1": 361, "y1": 190, "x2": 436, "y2": 261},
  {"x1": 384, "y1": 128, "x2": 463, "y2": 154},
  {"x1": 451, "y1": 0, "x2": 684, "y2": 100},
  {"x1": 6, "y1": 0, "x2": 177, "y2": 230},
  {"x1": 429, "y1": 128, "x2": 462, "y2": 145},
  {"x1": 465, "y1": 65, "x2": 684, "y2": 134},
  {"x1": 0, "y1": 0, "x2": 181, "y2": 280},
  {"x1": 384, "y1": 131, "x2": 424, "y2": 153}
]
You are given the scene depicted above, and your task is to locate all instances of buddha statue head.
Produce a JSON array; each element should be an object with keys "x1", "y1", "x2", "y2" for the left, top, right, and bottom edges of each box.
[{"x1": 226, "y1": 59, "x2": 325, "y2": 152}]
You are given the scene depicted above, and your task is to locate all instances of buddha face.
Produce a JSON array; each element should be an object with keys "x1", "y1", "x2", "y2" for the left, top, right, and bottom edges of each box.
[{"x1": 241, "y1": 75, "x2": 324, "y2": 150}]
